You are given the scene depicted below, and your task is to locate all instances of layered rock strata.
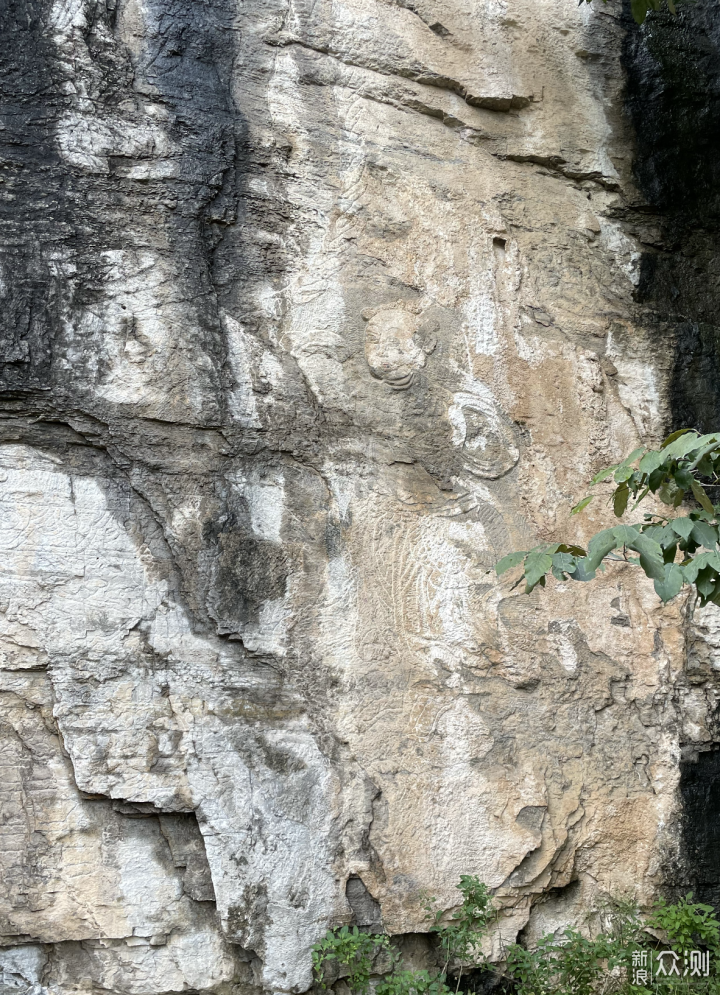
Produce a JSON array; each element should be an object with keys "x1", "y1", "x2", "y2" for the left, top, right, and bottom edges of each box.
[{"x1": 2, "y1": 0, "x2": 720, "y2": 992}]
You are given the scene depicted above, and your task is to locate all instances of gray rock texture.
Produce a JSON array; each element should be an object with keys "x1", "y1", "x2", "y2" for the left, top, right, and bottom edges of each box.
[{"x1": 2, "y1": 0, "x2": 720, "y2": 991}]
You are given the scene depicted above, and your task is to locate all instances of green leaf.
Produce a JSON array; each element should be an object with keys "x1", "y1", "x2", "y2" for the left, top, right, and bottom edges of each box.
[
  {"x1": 663, "y1": 542, "x2": 678, "y2": 564},
  {"x1": 552, "y1": 552, "x2": 577, "y2": 574},
  {"x1": 587, "y1": 529, "x2": 619, "y2": 569},
  {"x1": 654, "y1": 563, "x2": 684, "y2": 603},
  {"x1": 670, "y1": 517, "x2": 695, "y2": 541},
  {"x1": 590, "y1": 466, "x2": 618, "y2": 486},
  {"x1": 524, "y1": 552, "x2": 552, "y2": 590},
  {"x1": 628, "y1": 533, "x2": 665, "y2": 581},
  {"x1": 639, "y1": 552, "x2": 667, "y2": 582},
  {"x1": 692, "y1": 521, "x2": 718, "y2": 549},
  {"x1": 612, "y1": 525, "x2": 640, "y2": 545},
  {"x1": 613, "y1": 483, "x2": 630, "y2": 518},
  {"x1": 537, "y1": 543, "x2": 561, "y2": 555},
  {"x1": 689, "y1": 433, "x2": 720, "y2": 451},
  {"x1": 661, "y1": 428, "x2": 692, "y2": 449},
  {"x1": 570, "y1": 557, "x2": 597, "y2": 582},
  {"x1": 696, "y1": 567, "x2": 717, "y2": 598},
  {"x1": 571, "y1": 495, "x2": 593, "y2": 514},
  {"x1": 557, "y1": 543, "x2": 587, "y2": 556},
  {"x1": 644, "y1": 523, "x2": 677, "y2": 547},
  {"x1": 688, "y1": 438, "x2": 720, "y2": 469},
  {"x1": 683, "y1": 550, "x2": 720, "y2": 583},
  {"x1": 496, "y1": 551, "x2": 526, "y2": 576},
  {"x1": 674, "y1": 467, "x2": 694, "y2": 490},
  {"x1": 691, "y1": 479, "x2": 715, "y2": 515},
  {"x1": 631, "y1": 0, "x2": 648, "y2": 23},
  {"x1": 664, "y1": 432, "x2": 701, "y2": 459},
  {"x1": 611, "y1": 448, "x2": 646, "y2": 483},
  {"x1": 639, "y1": 450, "x2": 666, "y2": 476},
  {"x1": 614, "y1": 465, "x2": 634, "y2": 483},
  {"x1": 648, "y1": 467, "x2": 666, "y2": 493}
]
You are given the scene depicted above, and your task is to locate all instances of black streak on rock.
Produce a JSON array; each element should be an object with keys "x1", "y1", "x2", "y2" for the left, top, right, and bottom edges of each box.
[
  {"x1": 680, "y1": 748, "x2": 720, "y2": 909},
  {"x1": 623, "y1": 0, "x2": 720, "y2": 906},
  {"x1": 623, "y1": 0, "x2": 720, "y2": 434}
]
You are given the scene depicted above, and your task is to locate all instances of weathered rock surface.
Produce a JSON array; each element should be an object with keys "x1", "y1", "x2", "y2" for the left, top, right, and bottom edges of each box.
[{"x1": 2, "y1": 0, "x2": 720, "y2": 991}]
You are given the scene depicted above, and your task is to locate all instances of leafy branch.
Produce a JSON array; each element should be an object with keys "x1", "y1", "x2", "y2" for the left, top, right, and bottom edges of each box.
[
  {"x1": 312, "y1": 925, "x2": 395, "y2": 994},
  {"x1": 312, "y1": 876, "x2": 495, "y2": 995},
  {"x1": 496, "y1": 429, "x2": 720, "y2": 605},
  {"x1": 424, "y1": 875, "x2": 495, "y2": 991},
  {"x1": 312, "y1": 879, "x2": 720, "y2": 994}
]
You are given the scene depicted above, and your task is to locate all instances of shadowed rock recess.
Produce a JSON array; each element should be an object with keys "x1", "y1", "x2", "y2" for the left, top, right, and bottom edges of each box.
[
  {"x1": 1, "y1": 0, "x2": 720, "y2": 991},
  {"x1": 622, "y1": 0, "x2": 720, "y2": 906}
]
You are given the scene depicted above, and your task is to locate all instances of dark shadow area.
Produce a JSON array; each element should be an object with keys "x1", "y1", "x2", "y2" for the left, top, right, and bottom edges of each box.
[
  {"x1": 346, "y1": 875, "x2": 384, "y2": 931},
  {"x1": 622, "y1": 0, "x2": 720, "y2": 910},
  {"x1": 624, "y1": 2, "x2": 720, "y2": 217},
  {"x1": 449, "y1": 966, "x2": 515, "y2": 995},
  {"x1": 679, "y1": 747, "x2": 720, "y2": 909},
  {"x1": 623, "y1": 0, "x2": 720, "y2": 435}
]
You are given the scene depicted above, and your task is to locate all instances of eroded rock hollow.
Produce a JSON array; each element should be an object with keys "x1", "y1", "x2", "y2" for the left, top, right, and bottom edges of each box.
[{"x1": 2, "y1": 0, "x2": 720, "y2": 990}]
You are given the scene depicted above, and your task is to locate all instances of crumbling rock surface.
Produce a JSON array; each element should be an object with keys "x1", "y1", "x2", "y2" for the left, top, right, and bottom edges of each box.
[{"x1": 2, "y1": 0, "x2": 720, "y2": 991}]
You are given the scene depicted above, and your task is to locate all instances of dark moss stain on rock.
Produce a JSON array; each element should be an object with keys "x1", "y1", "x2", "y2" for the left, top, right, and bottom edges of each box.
[
  {"x1": 623, "y1": 0, "x2": 720, "y2": 906},
  {"x1": 624, "y1": 3, "x2": 720, "y2": 216},
  {"x1": 0, "y1": 0, "x2": 241, "y2": 409},
  {"x1": 678, "y1": 748, "x2": 720, "y2": 909},
  {"x1": 0, "y1": 0, "x2": 70, "y2": 392},
  {"x1": 227, "y1": 882, "x2": 271, "y2": 947},
  {"x1": 623, "y1": 0, "x2": 720, "y2": 434},
  {"x1": 203, "y1": 509, "x2": 289, "y2": 635}
]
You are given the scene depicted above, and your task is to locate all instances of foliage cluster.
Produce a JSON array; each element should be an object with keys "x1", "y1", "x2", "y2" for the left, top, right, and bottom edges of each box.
[
  {"x1": 496, "y1": 429, "x2": 720, "y2": 605},
  {"x1": 424, "y1": 876, "x2": 495, "y2": 985},
  {"x1": 312, "y1": 926, "x2": 394, "y2": 995},
  {"x1": 649, "y1": 895, "x2": 720, "y2": 961},
  {"x1": 311, "y1": 929, "x2": 457, "y2": 995},
  {"x1": 506, "y1": 892, "x2": 720, "y2": 994},
  {"x1": 312, "y1": 878, "x2": 720, "y2": 995},
  {"x1": 313, "y1": 876, "x2": 492, "y2": 995}
]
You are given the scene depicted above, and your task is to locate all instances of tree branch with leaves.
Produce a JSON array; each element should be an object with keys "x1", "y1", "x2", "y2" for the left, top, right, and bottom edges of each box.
[{"x1": 496, "y1": 429, "x2": 720, "y2": 605}]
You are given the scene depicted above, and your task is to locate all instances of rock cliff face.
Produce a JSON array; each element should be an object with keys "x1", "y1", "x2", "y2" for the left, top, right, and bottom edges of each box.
[{"x1": 2, "y1": 0, "x2": 720, "y2": 991}]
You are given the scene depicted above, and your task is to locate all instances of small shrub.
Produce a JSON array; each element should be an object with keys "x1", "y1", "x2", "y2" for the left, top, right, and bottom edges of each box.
[
  {"x1": 506, "y1": 928, "x2": 622, "y2": 995},
  {"x1": 647, "y1": 893, "x2": 720, "y2": 957},
  {"x1": 506, "y1": 933, "x2": 558, "y2": 995},
  {"x1": 311, "y1": 880, "x2": 720, "y2": 995},
  {"x1": 425, "y1": 875, "x2": 496, "y2": 984},
  {"x1": 312, "y1": 925, "x2": 393, "y2": 994},
  {"x1": 376, "y1": 969, "x2": 451, "y2": 995}
]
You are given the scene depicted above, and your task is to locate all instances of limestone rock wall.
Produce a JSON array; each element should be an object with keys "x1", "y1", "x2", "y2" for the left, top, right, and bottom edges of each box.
[{"x1": 1, "y1": 0, "x2": 719, "y2": 992}]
